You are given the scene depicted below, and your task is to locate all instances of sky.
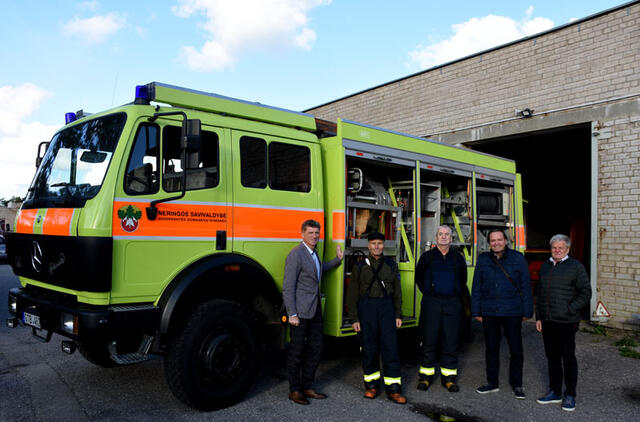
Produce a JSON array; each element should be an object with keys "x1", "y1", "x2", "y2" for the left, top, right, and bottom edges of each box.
[{"x1": 0, "y1": 0, "x2": 628, "y2": 199}]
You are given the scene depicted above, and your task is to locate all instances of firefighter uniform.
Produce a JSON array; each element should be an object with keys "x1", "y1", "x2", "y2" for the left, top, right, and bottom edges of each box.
[
  {"x1": 415, "y1": 246, "x2": 469, "y2": 392},
  {"x1": 347, "y1": 247, "x2": 404, "y2": 400}
]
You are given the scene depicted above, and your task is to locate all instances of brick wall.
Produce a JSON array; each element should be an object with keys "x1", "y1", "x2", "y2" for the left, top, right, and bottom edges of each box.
[
  {"x1": 308, "y1": 3, "x2": 640, "y2": 329},
  {"x1": 597, "y1": 115, "x2": 640, "y2": 330}
]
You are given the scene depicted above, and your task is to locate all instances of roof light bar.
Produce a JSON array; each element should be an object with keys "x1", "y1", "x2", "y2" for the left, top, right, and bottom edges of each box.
[{"x1": 65, "y1": 112, "x2": 77, "y2": 124}]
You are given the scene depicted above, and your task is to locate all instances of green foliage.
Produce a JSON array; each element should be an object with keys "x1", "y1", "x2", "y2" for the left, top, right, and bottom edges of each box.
[
  {"x1": 582, "y1": 324, "x2": 608, "y2": 336},
  {"x1": 618, "y1": 346, "x2": 640, "y2": 359},
  {"x1": 614, "y1": 336, "x2": 639, "y2": 348}
]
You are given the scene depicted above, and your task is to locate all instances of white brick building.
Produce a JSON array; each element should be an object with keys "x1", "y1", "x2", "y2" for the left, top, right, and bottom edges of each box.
[{"x1": 308, "y1": 2, "x2": 640, "y2": 330}]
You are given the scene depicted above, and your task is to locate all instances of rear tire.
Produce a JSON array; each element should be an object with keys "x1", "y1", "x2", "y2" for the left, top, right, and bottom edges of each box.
[{"x1": 164, "y1": 300, "x2": 260, "y2": 410}]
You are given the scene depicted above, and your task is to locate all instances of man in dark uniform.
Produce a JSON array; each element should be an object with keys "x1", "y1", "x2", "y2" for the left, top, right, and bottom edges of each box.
[
  {"x1": 415, "y1": 225, "x2": 469, "y2": 392},
  {"x1": 347, "y1": 231, "x2": 406, "y2": 404}
]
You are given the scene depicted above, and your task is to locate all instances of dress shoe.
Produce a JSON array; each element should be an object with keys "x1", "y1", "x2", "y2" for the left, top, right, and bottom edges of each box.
[
  {"x1": 303, "y1": 389, "x2": 327, "y2": 399},
  {"x1": 387, "y1": 392, "x2": 407, "y2": 404},
  {"x1": 288, "y1": 391, "x2": 309, "y2": 405},
  {"x1": 364, "y1": 388, "x2": 378, "y2": 399}
]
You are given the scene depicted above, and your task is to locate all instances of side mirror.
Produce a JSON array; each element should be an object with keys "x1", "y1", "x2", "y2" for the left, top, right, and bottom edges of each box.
[
  {"x1": 181, "y1": 119, "x2": 201, "y2": 170},
  {"x1": 36, "y1": 141, "x2": 49, "y2": 168}
]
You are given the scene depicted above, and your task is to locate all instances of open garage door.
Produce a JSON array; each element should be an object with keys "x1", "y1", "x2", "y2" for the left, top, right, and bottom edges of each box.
[{"x1": 468, "y1": 124, "x2": 592, "y2": 297}]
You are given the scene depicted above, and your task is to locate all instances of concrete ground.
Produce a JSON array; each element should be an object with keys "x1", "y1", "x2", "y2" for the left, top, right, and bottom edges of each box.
[{"x1": 2, "y1": 262, "x2": 639, "y2": 421}]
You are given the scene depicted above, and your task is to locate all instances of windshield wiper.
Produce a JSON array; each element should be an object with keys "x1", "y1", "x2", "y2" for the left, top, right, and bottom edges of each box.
[{"x1": 50, "y1": 182, "x2": 75, "y2": 187}]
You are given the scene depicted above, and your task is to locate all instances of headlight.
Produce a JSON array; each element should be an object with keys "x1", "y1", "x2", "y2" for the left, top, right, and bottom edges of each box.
[
  {"x1": 8, "y1": 295, "x2": 17, "y2": 314},
  {"x1": 60, "y1": 313, "x2": 79, "y2": 335}
]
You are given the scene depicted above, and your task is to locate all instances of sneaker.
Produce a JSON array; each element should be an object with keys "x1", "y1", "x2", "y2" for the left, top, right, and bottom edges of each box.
[
  {"x1": 536, "y1": 391, "x2": 563, "y2": 404},
  {"x1": 562, "y1": 395, "x2": 576, "y2": 412},
  {"x1": 513, "y1": 387, "x2": 526, "y2": 400},
  {"x1": 476, "y1": 384, "x2": 499, "y2": 394}
]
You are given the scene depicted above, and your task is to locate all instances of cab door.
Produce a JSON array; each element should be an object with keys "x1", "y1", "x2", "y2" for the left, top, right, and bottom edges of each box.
[
  {"x1": 112, "y1": 118, "x2": 229, "y2": 302},
  {"x1": 230, "y1": 130, "x2": 322, "y2": 287}
]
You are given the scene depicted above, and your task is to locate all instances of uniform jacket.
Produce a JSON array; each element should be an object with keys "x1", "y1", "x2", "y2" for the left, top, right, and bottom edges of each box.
[
  {"x1": 536, "y1": 257, "x2": 591, "y2": 323},
  {"x1": 415, "y1": 246, "x2": 470, "y2": 316},
  {"x1": 282, "y1": 242, "x2": 341, "y2": 319},
  {"x1": 346, "y1": 255, "x2": 402, "y2": 322},
  {"x1": 471, "y1": 247, "x2": 533, "y2": 318}
]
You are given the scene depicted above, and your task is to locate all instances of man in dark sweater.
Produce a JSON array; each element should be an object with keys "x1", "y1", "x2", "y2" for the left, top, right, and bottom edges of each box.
[
  {"x1": 415, "y1": 225, "x2": 469, "y2": 393},
  {"x1": 535, "y1": 234, "x2": 591, "y2": 412},
  {"x1": 347, "y1": 231, "x2": 406, "y2": 404}
]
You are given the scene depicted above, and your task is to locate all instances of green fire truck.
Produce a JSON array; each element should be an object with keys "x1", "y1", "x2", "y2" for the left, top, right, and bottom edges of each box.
[{"x1": 6, "y1": 82, "x2": 524, "y2": 410}]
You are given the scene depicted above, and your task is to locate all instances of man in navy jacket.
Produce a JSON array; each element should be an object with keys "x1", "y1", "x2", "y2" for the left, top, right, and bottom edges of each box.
[{"x1": 471, "y1": 229, "x2": 533, "y2": 399}]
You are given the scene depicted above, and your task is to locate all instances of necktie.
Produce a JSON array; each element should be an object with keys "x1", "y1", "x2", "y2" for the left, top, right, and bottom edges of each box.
[{"x1": 312, "y1": 250, "x2": 321, "y2": 281}]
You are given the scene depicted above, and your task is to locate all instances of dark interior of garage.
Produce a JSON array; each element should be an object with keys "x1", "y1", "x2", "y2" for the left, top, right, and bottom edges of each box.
[{"x1": 469, "y1": 123, "x2": 592, "y2": 277}]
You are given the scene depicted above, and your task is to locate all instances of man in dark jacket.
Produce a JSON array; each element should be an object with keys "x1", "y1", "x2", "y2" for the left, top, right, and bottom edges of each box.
[
  {"x1": 535, "y1": 234, "x2": 591, "y2": 412},
  {"x1": 347, "y1": 231, "x2": 406, "y2": 404},
  {"x1": 471, "y1": 229, "x2": 533, "y2": 399},
  {"x1": 415, "y1": 225, "x2": 469, "y2": 393}
]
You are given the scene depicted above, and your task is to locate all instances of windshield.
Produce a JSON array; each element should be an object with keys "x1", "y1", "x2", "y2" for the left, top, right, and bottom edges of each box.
[{"x1": 24, "y1": 113, "x2": 127, "y2": 208}]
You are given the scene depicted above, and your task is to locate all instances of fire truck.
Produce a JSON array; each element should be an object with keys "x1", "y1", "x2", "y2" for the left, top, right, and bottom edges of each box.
[{"x1": 6, "y1": 82, "x2": 524, "y2": 409}]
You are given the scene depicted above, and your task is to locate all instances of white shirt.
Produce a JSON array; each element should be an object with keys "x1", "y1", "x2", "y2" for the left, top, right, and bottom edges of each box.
[
  {"x1": 302, "y1": 242, "x2": 321, "y2": 280},
  {"x1": 550, "y1": 255, "x2": 569, "y2": 266}
]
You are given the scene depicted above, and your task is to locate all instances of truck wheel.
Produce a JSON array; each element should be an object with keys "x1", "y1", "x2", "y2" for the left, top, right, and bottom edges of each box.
[
  {"x1": 77, "y1": 339, "x2": 120, "y2": 368},
  {"x1": 164, "y1": 300, "x2": 260, "y2": 410}
]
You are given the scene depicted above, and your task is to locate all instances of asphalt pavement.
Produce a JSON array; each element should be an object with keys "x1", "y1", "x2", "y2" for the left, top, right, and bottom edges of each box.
[{"x1": 1, "y1": 263, "x2": 639, "y2": 421}]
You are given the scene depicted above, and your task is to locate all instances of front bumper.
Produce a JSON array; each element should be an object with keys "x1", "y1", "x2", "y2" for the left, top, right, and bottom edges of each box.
[{"x1": 7, "y1": 286, "x2": 159, "y2": 342}]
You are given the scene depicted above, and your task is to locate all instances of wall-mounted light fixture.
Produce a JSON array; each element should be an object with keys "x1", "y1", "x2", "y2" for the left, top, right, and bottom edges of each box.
[{"x1": 518, "y1": 108, "x2": 534, "y2": 118}]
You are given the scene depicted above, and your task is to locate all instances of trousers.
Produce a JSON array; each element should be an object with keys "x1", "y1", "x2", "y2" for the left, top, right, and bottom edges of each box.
[
  {"x1": 358, "y1": 295, "x2": 401, "y2": 391},
  {"x1": 287, "y1": 300, "x2": 323, "y2": 392},
  {"x1": 541, "y1": 320, "x2": 579, "y2": 397},
  {"x1": 482, "y1": 316, "x2": 523, "y2": 388},
  {"x1": 418, "y1": 295, "x2": 462, "y2": 375}
]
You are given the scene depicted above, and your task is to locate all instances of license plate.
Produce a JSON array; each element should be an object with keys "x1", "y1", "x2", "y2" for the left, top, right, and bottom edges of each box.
[{"x1": 23, "y1": 312, "x2": 41, "y2": 329}]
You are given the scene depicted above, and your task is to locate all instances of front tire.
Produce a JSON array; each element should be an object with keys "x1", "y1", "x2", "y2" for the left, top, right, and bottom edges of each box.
[{"x1": 164, "y1": 300, "x2": 260, "y2": 410}]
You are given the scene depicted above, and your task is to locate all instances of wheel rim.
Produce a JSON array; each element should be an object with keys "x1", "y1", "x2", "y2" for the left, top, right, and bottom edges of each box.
[{"x1": 200, "y1": 331, "x2": 247, "y2": 383}]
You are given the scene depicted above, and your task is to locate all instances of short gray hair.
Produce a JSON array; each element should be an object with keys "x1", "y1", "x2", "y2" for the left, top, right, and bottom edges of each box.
[
  {"x1": 436, "y1": 225, "x2": 452, "y2": 236},
  {"x1": 549, "y1": 234, "x2": 571, "y2": 247}
]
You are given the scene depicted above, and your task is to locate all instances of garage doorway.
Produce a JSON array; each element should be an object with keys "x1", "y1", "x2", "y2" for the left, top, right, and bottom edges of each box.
[{"x1": 468, "y1": 123, "x2": 592, "y2": 283}]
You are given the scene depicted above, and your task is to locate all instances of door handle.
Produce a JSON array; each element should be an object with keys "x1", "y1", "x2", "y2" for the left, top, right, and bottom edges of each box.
[{"x1": 216, "y1": 230, "x2": 227, "y2": 250}]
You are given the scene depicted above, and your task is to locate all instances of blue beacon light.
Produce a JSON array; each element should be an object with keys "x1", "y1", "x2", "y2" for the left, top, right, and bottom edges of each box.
[
  {"x1": 65, "y1": 112, "x2": 77, "y2": 124},
  {"x1": 134, "y1": 85, "x2": 150, "y2": 105}
]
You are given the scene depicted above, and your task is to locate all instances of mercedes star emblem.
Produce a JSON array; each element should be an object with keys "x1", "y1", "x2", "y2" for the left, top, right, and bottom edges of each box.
[{"x1": 31, "y1": 241, "x2": 43, "y2": 273}]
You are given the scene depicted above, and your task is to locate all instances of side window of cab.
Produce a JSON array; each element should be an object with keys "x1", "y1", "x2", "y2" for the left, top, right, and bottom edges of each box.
[
  {"x1": 162, "y1": 126, "x2": 219, "y2": 192},
  {"x1": 124, "y1": 123, "x2": 159, "y2": 195}
]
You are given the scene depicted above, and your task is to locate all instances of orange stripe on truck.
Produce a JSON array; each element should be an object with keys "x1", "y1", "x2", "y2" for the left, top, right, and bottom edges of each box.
[
  {"x1": 113, "y1": 201, "x2": 227, "y2": 238},
  {"x1": 234, "y1": 207, "x2": 324, "y2": 239},
  {"x1": 332, "y1": 211, "x2": 345, "y2": 240},
  {"x1": 113, "y1": 201, "x2": 323, "y2": 240},
  {"x1": 16, "y1": 209, "x2": 37, "y2": 233},
  {"x1": 42, "y1": 208, "x2": 74, "y2": 236}
]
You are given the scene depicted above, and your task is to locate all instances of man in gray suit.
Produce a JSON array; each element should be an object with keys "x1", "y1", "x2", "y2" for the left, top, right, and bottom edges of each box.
[{"x1": 283, "y1": 219, "x2": 343, "y2": 405}]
